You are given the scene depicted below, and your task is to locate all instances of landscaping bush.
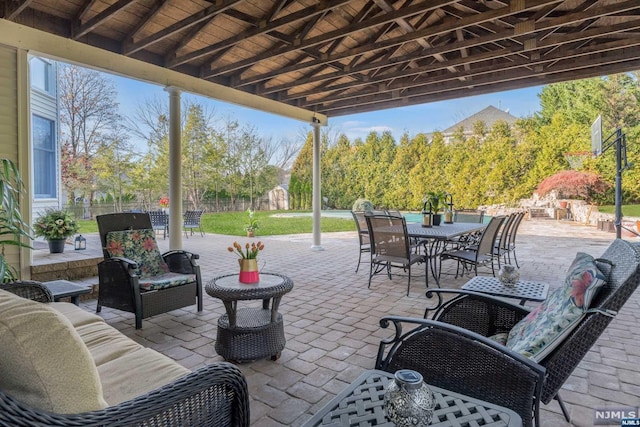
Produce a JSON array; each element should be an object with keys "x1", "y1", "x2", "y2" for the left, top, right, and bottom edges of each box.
[
  {"x1": 535, "y1": 170, "x2": 610, "y2": 203},
  {"x1": 352, "y1": 198, "x2": 374, "y2": 212}
]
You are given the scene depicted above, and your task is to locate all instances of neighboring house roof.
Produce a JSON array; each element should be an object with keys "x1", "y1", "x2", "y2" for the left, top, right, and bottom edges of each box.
[{"x1": 442, "y1": 105, "x2": 519, "y2": 135}]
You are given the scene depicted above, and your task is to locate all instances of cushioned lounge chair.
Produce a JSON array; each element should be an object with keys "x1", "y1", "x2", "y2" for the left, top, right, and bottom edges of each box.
[{"x1": 96, "y1": 212, "x2": 203, "y2": 329}]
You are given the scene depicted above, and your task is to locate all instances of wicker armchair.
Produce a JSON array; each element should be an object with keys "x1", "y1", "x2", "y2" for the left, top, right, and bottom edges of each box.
[
  {"x1": 0, "y1": 281, "x2": 249, "y2": 427},
  {"x1": 96, "y1": 212, "x2": 203, "y2": 329},
  {"x1": 376, "y1": 239, "x2": 640, "y2": 427}
]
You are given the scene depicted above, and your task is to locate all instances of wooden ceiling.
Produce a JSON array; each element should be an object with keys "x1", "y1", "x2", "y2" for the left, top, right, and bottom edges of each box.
[{"x1": 3, "y1": 0, "x2": 640, "y2": 117}]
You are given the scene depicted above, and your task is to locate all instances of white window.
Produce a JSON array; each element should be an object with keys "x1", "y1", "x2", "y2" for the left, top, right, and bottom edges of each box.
[
  {"x1": 32, "y1": 115, "x2": 57, "y2": 199},
  {"x1": 30, "y1": 57, "x2": 55, "y2": 95}
]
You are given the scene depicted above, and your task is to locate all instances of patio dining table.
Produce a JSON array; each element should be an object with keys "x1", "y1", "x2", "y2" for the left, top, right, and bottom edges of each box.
[{"x1": 406, "y1": 222, "x2": 486, "y2": 286}]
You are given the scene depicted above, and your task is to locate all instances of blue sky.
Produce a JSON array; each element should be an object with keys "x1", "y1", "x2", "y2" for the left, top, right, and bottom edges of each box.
[{"x1": 112, "y1": 73, "x2": 543, "y2": 149}]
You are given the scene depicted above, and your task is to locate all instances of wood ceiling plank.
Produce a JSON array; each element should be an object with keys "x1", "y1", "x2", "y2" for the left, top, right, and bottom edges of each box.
[
  {"x1": 232, "y1": 0, "x2": 638, "y2": 91},
  {"x1": 123, "y1": 0, "x2": 243, "y2": 55},
  {"x1": 73, "y1": 0, "x2": 137, "y2": 39}
]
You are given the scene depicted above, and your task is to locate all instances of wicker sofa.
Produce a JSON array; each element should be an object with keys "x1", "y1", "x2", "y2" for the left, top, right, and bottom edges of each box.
[{"x1": 0, "y1": 281, "x2": 249, "y2": 427}]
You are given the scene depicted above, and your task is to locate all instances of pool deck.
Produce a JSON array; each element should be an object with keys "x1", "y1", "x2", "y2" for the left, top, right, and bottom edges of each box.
[{"x1": 35, "y1": 218, "x2": 640, "y2": 426}]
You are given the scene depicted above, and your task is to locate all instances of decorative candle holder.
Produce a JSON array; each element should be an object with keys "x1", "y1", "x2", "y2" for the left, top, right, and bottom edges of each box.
[{"x1": 384, "y1": 370, "x2": 435, "y2": 426}]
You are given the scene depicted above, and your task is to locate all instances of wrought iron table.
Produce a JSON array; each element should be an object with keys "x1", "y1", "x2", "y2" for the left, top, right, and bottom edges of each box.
[
  {"x1": 206, "y1": 272, "x2": 293, "y2": 362},
  {"x1": 302, "y1": 369, "x2": 522, "y2": 427},
  {"x1": 406, "y1": 222, "x2": 486, "y2": 286},
  {"x1": 462, "y1": 276, "x2": 550, "y2": 305}
]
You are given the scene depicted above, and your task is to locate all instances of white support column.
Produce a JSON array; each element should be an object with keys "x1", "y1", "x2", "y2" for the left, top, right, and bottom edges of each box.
[
  {"x1": 311, "y1": 119, "x2": 323, "y2": 251},
  {"x1": 166, "y1": 86, "x2": 182, "y2": 250}
]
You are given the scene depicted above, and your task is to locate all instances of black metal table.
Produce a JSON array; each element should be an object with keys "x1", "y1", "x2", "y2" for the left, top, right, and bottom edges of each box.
[
  {"x1": 42, "y1": 280, "x2": 91, "y2": 305},
  {"x1": 462, "y1": 276, "x2": 550, "y2": 305},
  {"x1": 205, "y1": 272, "x2": 293, "y2": 362},
  {"x1": 302, "y1": 369, "x2": 522, "y2": 427},
  {"x1": 406, "y1": 222, "x2": 486, "y2": 286}
]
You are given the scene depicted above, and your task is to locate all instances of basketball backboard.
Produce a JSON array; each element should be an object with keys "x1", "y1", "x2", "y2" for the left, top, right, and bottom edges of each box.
[{"x1": 591, "y1": 115, "x2": 602, "y2": 156}]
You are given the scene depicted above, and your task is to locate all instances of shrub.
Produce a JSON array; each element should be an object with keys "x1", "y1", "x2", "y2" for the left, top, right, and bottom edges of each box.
[
  {"x1": 535, "y1": 170, "x2": 610, "y2": 203},
  {"x1": 352, "y1": 198, "x2": 374, "y2": 212}
]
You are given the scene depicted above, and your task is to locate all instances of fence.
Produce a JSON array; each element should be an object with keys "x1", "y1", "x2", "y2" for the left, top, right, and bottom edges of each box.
[{"x1": 63, "y1": 198, "x2": 270, "y2": 219}]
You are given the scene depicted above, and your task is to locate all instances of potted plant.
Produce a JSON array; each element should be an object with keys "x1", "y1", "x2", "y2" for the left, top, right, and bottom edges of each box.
[
  {"x1": 244, "y1": 208, "x2": 259, "y2": 237},
  {"x1": 0, "y1": 158, "x2": 33, "y2": 282},
  {"x1": 424, "y1": 191, "x2": 447, "y2": 226},
  {"x1": 33, "y1": 208, "x2": 79, "y2": 253}
]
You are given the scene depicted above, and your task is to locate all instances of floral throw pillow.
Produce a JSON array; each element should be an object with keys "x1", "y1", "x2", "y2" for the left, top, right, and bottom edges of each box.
[
  {"x1": 506, "y1": 252, "x2": 606, "y2": 361},
  {"x1": 105, "y1": 229, "x2": 169, "y2": 278}
]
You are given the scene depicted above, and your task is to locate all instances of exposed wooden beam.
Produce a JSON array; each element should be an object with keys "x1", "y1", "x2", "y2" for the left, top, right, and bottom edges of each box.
[
  {"x1": 123, "y1": 0, "x2": 243, "y2": 56},
  {"x1": 275, "y1": 18, "x2": 640, "y2": 101},
  {"x1": 203, "y1": 0, "x2": 461, "y2": 77},
  {"x1": 73, "y1": 0, "x2": 137, "y2": 39},
  {"x1": 126, "y1": 0, "x2": 169, "y2": 42},
  {"x1": 207, "y1": 0, "x2": 563, "y2": 82},
  {"x1": 230, "y1": 0, "x2": 638, "y2": 90},
  {"x1": 167, "y1": 0, "x2": 353, "y2": 68},
  {"x1": 5, "y1": 0, "x2": 33, "y2": 20}
]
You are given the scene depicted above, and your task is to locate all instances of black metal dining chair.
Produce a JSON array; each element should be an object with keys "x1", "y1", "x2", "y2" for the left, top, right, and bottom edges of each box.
[
  {"x1": 365, "y1": 213, "x2": 428, "y2": 296},
  {"x1": 439, "y1": 215, "x2": 506, "y2": 278}
]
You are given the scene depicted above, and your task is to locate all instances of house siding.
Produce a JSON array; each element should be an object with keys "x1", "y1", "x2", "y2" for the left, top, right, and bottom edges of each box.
[{"x1": 29, "y1": 56, "x2": 60, "y2": 214}]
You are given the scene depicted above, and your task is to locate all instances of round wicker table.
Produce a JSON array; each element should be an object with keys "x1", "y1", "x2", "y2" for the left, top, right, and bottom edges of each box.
[{"x1": 206, "y1": 272, "x2": 293, "y2": 362}]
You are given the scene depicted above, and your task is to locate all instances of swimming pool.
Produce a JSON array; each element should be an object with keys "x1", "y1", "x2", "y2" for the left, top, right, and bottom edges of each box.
[{"x1": 272, "y1": 210, "x2": 490, "y2": 223}]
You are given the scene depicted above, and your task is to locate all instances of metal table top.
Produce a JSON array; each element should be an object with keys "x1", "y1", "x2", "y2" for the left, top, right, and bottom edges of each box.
[
  {"x1": 302, "y1": 369, "x2": 522, "y2": 427},
  {"x1": 406, "y1": 222, "x2": 485, "y2": 240},
  {"x1": 462, "y1": 276, "x2": 550, "y2": 304}
]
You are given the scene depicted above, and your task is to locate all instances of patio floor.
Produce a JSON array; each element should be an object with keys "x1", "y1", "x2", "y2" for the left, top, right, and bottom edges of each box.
[{"x1": 40, "y1": 218, "x2": 639, "y2": 426}]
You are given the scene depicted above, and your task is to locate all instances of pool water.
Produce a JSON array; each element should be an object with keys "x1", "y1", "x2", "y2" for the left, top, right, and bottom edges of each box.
[{"x1": 272, "y1": 210, "x2": 489, "y2": 223}]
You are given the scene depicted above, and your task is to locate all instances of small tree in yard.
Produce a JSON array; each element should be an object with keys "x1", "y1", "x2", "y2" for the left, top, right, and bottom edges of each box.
[{"x1": 535, "y1": 170, "x2": 610, "y2": 203}]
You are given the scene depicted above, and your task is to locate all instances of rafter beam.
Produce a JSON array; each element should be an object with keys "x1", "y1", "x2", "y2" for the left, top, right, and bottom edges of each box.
[
  {"x1": 203, "y1": 0, "x2": 461, "y2": 77},
  {"x1": 301, "y1": 38, "x2": 640, "y2": 108},
  {"x1": 205, "y1": 0, "x2": 562, "y2": 80},
  {"x1": 320, "y1": 49, "x2": 640, "y2": 116},
  {"x1": 123, "y1": 0, "x2": 242, "y2": 56},
  {"x1": 126, "y1": 0, "x2": 168, "y2": 42},
  {"x1": 74, "y1": 0, "x2": 137, "y2": 39},
  {"x1": 5, "y1": 0, "x2": 33, "y2": 20},
  {"x1": 167, "y1": 0, "x2": 353, "y2": 68},
  {"x1": 229, "y1": 0, "x2": 638, "y2": 90}
]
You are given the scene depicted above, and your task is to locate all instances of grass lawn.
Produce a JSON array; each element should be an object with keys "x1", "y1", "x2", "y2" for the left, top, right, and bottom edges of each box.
[
  {"x1": 597, "y1": 205, "x2": 640, "y2": 217},
  {"x1": 77, "y1": 210, "x2": 356, "y2": 236}
]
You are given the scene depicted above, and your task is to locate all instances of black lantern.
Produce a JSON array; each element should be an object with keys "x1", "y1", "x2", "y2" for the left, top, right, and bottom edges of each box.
[
  {"x1": 74, "y1": 234, "x2": 86, "y2": 250},
  {"x1": 421, "y1": 200, "x2": 433, "y2": 228},
  {"x1": 444, "y1": 193, "x2": 454, "y2": 224}
]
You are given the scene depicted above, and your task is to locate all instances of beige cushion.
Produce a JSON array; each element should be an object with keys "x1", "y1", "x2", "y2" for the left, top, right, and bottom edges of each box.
[
  {"x1": 0, "y1": 290, "x2": 108, "y2": 413},
  {"x1": 50, "y1": 301, "x2": 104, "y2": 328},
  {"x1": 97, "y1": 347, "x2": 190, "y2": 405},
  {"x1": 74, "y1": 321, "x2": 146, "y2": 367}
]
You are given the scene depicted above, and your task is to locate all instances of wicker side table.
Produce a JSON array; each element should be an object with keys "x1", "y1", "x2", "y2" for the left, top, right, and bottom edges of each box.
[{"x1": 206, "y1": 273, "x2": 293, "y2": 362}]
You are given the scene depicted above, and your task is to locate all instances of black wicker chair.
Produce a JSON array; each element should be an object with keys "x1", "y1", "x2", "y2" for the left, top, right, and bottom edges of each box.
[
  {"x1": 96, "y1": 212, "x2": 203, "y2": 329},
  {"x1": 375, "y1": 239, "x2": 640, "y2": 427},
  {"x1": 0, "y1": 281, "x2": 249, "y2": 427}
]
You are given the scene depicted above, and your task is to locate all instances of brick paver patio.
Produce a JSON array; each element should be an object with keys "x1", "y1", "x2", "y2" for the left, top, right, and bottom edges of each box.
[{"x1": 49, "y1": 218, "x2": 638, "y2": 427}]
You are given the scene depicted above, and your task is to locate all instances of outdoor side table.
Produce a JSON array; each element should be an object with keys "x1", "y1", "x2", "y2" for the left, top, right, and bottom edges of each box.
[
  {"x1": 42, "y1": 280, "x2": 92, "y2": 305},
  {"x1": 206, "y1": 272, "x2": 293, "y2": 362},
  {"x1": 462, "y1": 276, "x2": 549, "y2": 305},
  {"x1": 302, "y1": 369, "x2": 522, "y2": 427}
]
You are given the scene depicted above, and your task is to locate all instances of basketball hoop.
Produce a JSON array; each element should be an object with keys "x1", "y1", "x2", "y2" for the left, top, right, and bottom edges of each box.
[{"x1": 563, "y1": 151, "x2": 591, "y2": 170}]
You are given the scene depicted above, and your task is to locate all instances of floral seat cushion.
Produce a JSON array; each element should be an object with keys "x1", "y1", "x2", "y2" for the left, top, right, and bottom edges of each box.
[
  {"x1": 105, "y1": 229, "x2": 195, "y2": 291},
  {"x1": 506, "y1": 252, "x2": 606, "y2": 361}
]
